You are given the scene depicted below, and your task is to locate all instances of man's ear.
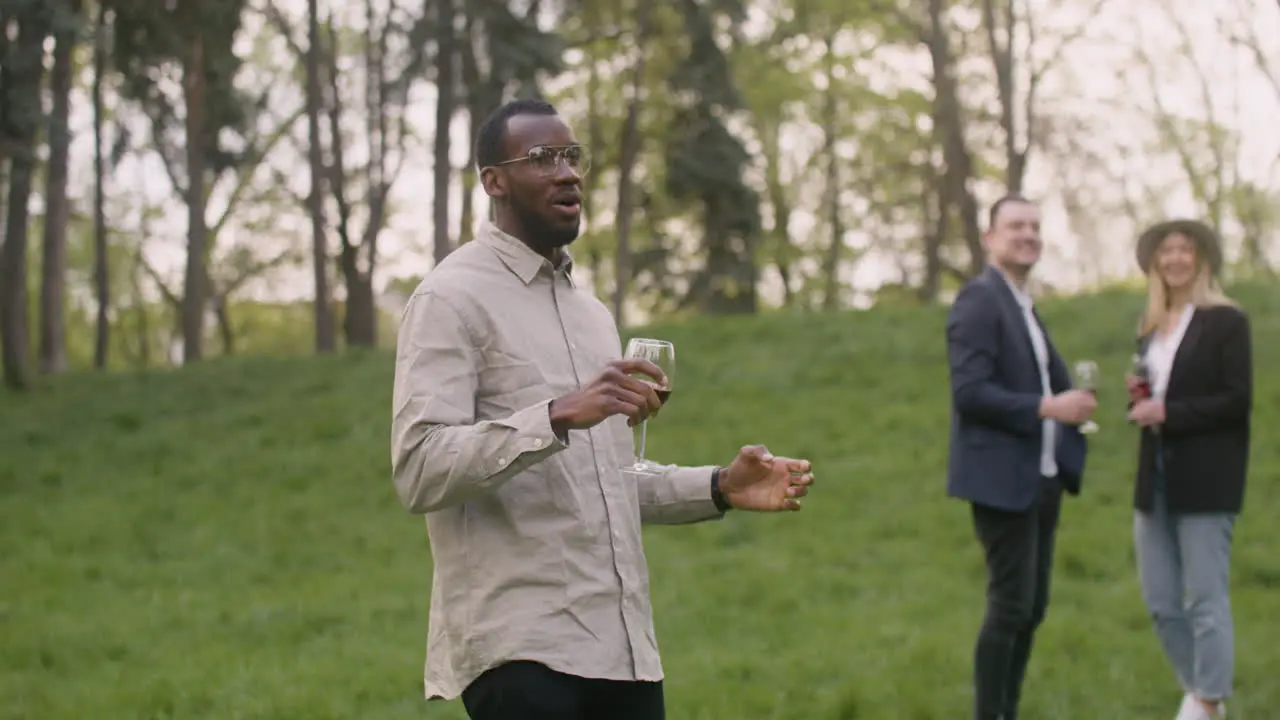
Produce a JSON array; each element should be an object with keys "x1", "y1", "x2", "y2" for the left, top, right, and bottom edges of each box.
[{"x1": 480, "y1": 167, "x2": 506, "y2": 200}]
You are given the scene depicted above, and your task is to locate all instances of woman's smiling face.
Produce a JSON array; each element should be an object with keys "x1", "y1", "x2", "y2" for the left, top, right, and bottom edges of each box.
[{"x1": 1155, "y1": 232, "x2": 1198, "y2": 292}]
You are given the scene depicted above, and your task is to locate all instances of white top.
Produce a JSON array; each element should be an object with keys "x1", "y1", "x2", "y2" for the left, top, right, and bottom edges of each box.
[
  {"x1": 1146, "y1": 304, "x2": 1195, "y2": 399},
  {"x1": 999, "y1": 272, "x2": 1057, "y2": 478}
]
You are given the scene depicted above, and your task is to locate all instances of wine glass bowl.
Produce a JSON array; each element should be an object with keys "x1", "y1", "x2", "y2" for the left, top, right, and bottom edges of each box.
[{"x1": 1074, "y1": 359, "x2": 1099, "y2": 434}]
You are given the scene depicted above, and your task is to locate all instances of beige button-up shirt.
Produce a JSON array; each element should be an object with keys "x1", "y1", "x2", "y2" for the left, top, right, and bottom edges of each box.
[{"x1": 390, "y1": 222, "x2": 724, "y2": 701}]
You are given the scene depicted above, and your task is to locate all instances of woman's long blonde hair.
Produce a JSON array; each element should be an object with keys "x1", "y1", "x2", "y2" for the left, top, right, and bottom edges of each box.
[{"x1": 1139, "y1": 232, "x2": 1237, "y2": 336}]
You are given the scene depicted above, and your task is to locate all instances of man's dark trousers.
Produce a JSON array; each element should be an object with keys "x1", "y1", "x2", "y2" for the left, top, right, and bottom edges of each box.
[
  {"x1": 462, "y1": 660, "x2": 665, "y2": 720},
  {"x1": 970, "y1": 475, "x2": 1062, "y2": 720}
]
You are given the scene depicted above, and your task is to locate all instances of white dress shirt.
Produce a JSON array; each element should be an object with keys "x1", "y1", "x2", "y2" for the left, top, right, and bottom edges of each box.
[{"x1": 999, "y1": 273, "x2": 1058, "y2": 478}]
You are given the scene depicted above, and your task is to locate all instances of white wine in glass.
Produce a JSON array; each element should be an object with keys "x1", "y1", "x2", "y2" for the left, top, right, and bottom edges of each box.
[
  {"x1": 622, "y1": 338, "x2": 674, "y2": 476},
  {"x1": 1074, "y1": 359, "x2": 1099, "y2": 434}
]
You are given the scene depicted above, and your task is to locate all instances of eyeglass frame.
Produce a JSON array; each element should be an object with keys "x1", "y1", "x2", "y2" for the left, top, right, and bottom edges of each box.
[{"x1": 482, "y1": 144, "x2": 591, "y2": 178}]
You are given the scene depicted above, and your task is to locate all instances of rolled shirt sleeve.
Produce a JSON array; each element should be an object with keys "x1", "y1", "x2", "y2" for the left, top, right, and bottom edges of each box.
[{"x1": 635, "y1": 462, "x2": 724, "y2": 524}]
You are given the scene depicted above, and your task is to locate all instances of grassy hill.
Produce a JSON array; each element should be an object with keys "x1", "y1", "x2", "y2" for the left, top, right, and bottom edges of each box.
[{"x1": 3, "y1": 284, "x2": 1278, "y2": 720}]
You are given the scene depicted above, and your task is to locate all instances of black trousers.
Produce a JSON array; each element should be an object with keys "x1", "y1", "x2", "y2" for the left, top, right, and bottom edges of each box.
[
  {"x1": 461, "y1": 660, "x2": 665, "y2": 720},
  {"x1": 969, "y1": 477, "x2": 1062, "y2": 720}
]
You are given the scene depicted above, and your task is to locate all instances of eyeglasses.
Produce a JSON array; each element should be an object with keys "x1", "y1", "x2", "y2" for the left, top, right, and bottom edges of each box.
[{"x1": 488, "y1": 145, "x2": 591, "y2": 177}]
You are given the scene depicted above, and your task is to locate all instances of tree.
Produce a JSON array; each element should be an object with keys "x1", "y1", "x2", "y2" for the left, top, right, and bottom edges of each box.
[
  {"x1": 0, "y1": 0, "x2": 52, "y2": 390},
  {"x1": 664, "y1": 0, "x2": 762, "y2": 315},
  {"x1": 433, "y1": 0, "x2": 457, "y2": 265},
  {"x1": 106, "y1": 0, "x2": 252, "y2": 363},
  {"x1": 265, "y1": 0, "x2": 433, "y2": 348},
  {"x1": 39, "y1": 0, "x2": 83, "y2": 375},
  {"x1": 92, "y1": 1, "x2": 111, "y2": 369},
  {"x1": 305, "y1": 0, "x2": 335, "y2": 353}
]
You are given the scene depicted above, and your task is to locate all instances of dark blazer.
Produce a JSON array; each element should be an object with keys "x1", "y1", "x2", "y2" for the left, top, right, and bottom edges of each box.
[
  {"x1": 945, "y1": 265, "x2": 1088, "y2": 512},
  {"x1": 1133, "y1": 304, "x2": 1252, "y2": 515}
]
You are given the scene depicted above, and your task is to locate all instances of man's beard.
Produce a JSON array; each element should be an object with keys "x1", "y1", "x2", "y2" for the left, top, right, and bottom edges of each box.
[{"x1": 511, "y1": 193, "x2": 580, "y2": 253}]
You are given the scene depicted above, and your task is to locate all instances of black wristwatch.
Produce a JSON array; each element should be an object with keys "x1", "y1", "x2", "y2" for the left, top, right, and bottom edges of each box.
[{"x1": 711, "y1": 467, "x2": 732, "y2": 513}]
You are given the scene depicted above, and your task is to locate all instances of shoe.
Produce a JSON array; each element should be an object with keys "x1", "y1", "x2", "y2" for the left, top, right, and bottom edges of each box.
[
  {"x1": 1175, "y1": 693, "x2": 1198, "y2": 720},
  {"x1": 1178, "y1": 695, "x2": 1226, "y2": 720}
]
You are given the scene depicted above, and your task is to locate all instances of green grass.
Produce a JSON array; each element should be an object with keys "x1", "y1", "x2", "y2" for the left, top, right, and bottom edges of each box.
[{"x1": 3, "y1": 284, "x2": 1279, "y2": 719}]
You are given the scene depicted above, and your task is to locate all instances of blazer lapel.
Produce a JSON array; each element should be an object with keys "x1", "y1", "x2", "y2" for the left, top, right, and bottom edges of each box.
[
  {"x1": 1034, "y1": 307, "x2": 1071, "y2": 391},
  {"x1": 983, "y1": 265, "x2": 1039, "y2": 367}
]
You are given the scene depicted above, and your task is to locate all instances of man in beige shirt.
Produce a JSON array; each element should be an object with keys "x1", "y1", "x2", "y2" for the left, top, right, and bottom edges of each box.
[{"x1": 390, "y1": 98, "x2": 816, "y2": 720}]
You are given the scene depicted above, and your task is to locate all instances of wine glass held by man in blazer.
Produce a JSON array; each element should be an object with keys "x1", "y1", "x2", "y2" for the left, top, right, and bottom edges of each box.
[{"x1": 1124, "y1": 218, "x2": 1252, "y2": 720}]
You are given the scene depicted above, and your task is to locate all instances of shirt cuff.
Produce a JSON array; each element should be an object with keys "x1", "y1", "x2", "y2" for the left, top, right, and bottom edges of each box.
[
  {"x1": 639, "y1": 463, "x2": 724, "y2": 524},
  {"x1": 495, "y1": 399, "x2": 569, "y2": 455}
]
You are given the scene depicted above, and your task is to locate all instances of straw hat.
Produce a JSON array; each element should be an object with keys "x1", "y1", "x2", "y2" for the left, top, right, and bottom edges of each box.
[{"x1": 1135, "y1": 219, "x2": 1223, "y2": 276}]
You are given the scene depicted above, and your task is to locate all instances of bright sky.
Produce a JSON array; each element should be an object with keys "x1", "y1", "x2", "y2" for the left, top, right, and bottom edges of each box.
[{"x1": 52, "y1": 0, "x2": 1280, "y2": 314}]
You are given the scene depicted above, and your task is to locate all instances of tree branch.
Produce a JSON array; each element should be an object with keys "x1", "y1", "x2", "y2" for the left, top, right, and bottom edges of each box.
[
  {"x1": 138, "y1": 253, "x2": 182, "y2": 309},
  {"x1": 150, "y1": 114, "x2": 188, "y2": 198},
  {"x1": 211, "y1": 105, "x2": 305, "y2": 236},
  {"x1": 218, "y1": 246, "x2": 302, "y2": 297},
  {"x1": 1027, "y1": 0, "x2": 1108, "y2": 83},
  {"x1": 259, "y1": 0, "x2": 306, "y2": 60}
]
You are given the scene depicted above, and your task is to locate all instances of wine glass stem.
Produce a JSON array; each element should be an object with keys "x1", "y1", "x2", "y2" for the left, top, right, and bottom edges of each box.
[{"x1": 637, "y1": 419, "x2": 649, "y2": 464}]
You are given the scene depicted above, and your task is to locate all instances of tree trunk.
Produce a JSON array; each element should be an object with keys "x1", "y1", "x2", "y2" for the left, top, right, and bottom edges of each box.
[
  {"x1": 981, "y1": 0, "x2": 1028, "y2": 193},
  {"x1": 181, "y1": 33, "x2": 210, "y2": 363},
  {"x1": 613, "y1": 0, "x2": 652, "y2": 327},
  {"x1": 40, "y1": 0, "x2": 79, "y2": 375},
  {"x1": 582, "y1": 3, "x2": 604, "y2": 296},
  {"x1": 0, "y1": 13, "x2": 48, "y2": 391},
  {"x1": 343, "y1": 272, "x2": 376, "y2": 347},
  {"x1": 820, "y1": 30, "x2": 842, "y2": 311},
  {"x1": 92, "y1": 0, "x2": 110, "y2": 370},
  {"x1": 213, "y1": 295, "x2": 234, "y2": 355},
  {"x1": 131, "y1": 249, "x2": 150, "y2": 368},
  {"x1": 918, "y1": 97, "x2": 949, "y2": 304},
  {"x1": 760, "y1": 121, "x2": 794, "y2": 307},
  {"x1": 458, "y1": 9, "x2": 479, "y2": 246},
  {"x1": 927, "y1": 0, "x2": 985, "y2": 275},
  {"x1": 432, "y1": 0, "x2": 456, "y2": 265},
  {"x1": 306, "y1": 0, "x2": 335, "y2": 353}
]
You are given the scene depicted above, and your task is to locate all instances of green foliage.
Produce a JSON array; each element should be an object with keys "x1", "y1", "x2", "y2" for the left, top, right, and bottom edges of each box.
[
  {"x1": 0, "y1": 0, "x2": 63, "y2": 152},
  {"x1": 3, "y1": 284, "x2": 1279, "y2": 718},
  {"x1": 105, "y1": 0, "x2": 251, "y2": 175}
]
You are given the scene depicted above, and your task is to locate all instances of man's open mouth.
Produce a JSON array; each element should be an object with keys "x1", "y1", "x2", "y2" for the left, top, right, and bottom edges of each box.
[{"x1": 551, "y1": 196, "x2": 581, "y2": 215}]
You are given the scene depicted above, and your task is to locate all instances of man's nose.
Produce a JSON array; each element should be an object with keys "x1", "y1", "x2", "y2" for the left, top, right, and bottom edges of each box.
[{"x1": 552, "y1": 161, "x2": 581, "y2": 182}]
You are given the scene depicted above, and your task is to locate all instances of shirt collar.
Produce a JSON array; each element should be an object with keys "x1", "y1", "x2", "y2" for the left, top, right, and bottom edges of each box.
[
  {"x1": 992, "y1": 264, "x2": 1033, "y2": 309},
  {"x1": 478, "y1": 222, "x2": 575, "y2": 286}
]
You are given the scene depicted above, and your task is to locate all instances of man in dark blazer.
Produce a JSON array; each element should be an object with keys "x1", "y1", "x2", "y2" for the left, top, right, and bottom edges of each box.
[{"x1": 944, "y1": 194, "x2": 1098, "y2": 720}]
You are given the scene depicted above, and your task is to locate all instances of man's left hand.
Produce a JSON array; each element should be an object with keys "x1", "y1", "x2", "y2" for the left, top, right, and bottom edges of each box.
[
  {"x1": 1127, "y1": 398, "x2": 1166, "y2": 427},
  {"x1": 719, "y1": 445, "x2": 814, "y2": 512}
]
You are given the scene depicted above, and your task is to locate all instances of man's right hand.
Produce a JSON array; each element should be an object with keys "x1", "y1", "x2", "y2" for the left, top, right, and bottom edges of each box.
[
  {"x1": 1040, "y1": 389, "x2": 1098, "y2": 425},
  {"x1": 548, "y1": 359, "x2": 666, "y2": 436}
]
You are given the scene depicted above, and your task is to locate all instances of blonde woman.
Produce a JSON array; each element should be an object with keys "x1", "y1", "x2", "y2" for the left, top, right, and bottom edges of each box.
[{"x1": 1124, "y1": 219, "x2": 1252, "y2": 720}]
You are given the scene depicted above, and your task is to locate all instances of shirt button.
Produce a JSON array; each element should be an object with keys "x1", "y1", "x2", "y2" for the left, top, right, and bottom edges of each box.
[
  {"x1": 533, "y1": 439, "x2": 543, "y2": 449},
  {"x1": 498, "y1": 457, "x2": 508, "y2": 466}
]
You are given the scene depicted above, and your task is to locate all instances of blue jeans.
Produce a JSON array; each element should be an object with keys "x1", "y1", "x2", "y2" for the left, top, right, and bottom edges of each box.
[{"x1": 1134, "y1": 458, "x2": 1237, "y2": 700}]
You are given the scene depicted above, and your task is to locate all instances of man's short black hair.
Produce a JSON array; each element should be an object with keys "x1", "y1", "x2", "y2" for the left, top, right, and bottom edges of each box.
[
  {"x1": 475, "y1": 98, "x2": 559, "y2": 171},
  {"x1": 987, "y1": 193, "x2": 1034, "y2": 229}
]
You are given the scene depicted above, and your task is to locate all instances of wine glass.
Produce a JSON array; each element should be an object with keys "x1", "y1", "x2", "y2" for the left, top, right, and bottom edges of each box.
[
  {"x1": 622, "y1": 338, "x2": 675, "y2": 476},
  {"x1": 1129, "y1": 353, "x2": 1154, "y2": 401},
  {"x1": 1074, "y1": 359, "x2": 1099, "y2": 434},
  {"x1": 1129, "y1": 353, "x2": 1160, "y2": 435}
]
